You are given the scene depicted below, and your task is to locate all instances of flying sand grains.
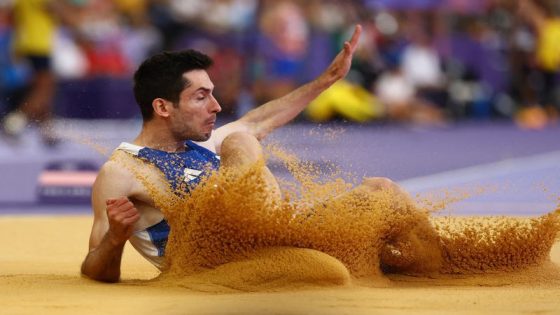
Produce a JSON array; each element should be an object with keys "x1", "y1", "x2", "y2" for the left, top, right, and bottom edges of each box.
[{"x1": 111, "y1": 145, "x2": 560, "y2": 290}]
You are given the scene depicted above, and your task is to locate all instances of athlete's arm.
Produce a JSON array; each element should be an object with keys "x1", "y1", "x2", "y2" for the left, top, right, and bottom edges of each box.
[
  {"x1": 211, "y1": 25, "x2": 362, "y2": 153},
  {"x1": 81, "y1": 161, "x2": 139, "y2": 283}
]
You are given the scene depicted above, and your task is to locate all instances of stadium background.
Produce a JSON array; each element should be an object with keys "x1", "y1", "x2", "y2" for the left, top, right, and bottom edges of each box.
[{"x1": 1, "y1": 0, "x2": 559, "y2": 209}]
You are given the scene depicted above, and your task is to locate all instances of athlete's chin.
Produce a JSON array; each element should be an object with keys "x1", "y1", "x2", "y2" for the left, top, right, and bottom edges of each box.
[{"x1": 192, "y1": 131, "x2": 212, "y2": 142}]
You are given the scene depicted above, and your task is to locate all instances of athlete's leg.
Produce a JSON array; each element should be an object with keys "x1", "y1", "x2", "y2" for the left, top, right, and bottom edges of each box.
[
  {"x1": 21, "y1": 69, "x2": 56, "y2": 122},
  {"x1": 328, "y1": 176, "x2": 442, "y2": 274},
  {"x1": 359, "y1": 176, "x2": 415, "y2": 205},
  {"x1": 364, "y1": 178, "x2": 442, "y2": 274},
  {"x1": 201, "y1": 133, "x2": 350, "y2": 285},
  {"x1": 325, "y1": 177, "x2": 415, "y2": 213}
]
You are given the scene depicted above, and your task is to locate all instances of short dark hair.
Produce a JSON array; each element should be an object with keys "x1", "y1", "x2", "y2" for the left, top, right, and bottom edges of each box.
[{"x1": 133, "y1": 50, "x2": 214, "y2": 121}]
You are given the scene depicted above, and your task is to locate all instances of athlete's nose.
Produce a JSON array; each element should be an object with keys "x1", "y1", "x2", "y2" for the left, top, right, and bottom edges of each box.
[{"x1": 209, "y1": 95, "x2": 221, "y2": 113}]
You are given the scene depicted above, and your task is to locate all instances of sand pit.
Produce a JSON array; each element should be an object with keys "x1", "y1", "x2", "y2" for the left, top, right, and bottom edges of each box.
[
  {"x1": 3, "y1": 146, "x2": 560, "y2": 314},
  {"x1": 1, "y1": 138, "x2": 558, "y2": 315},
  {"x1": 1, "y1": 215, "x2": 560, "y2": 315}
]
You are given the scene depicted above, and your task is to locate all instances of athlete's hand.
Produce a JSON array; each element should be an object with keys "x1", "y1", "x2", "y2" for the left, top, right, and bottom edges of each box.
[
  {"x1": 319, "y1": 24, "x2": 362, "y2": 85},
  {"x1": 105, "y1": 197, "x2": 140, "y2": 246}
]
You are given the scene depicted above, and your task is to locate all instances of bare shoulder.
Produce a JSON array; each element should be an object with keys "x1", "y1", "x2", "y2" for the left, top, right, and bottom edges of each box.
[
  {"x1": 96, "y1": 150, "x2": 169, "y2": 207},
  {"x1": 92, "y1": 151, "x2": 138, "y2": 204},
  {"x1": 98, "y1": 151, "x2": 135, "y2": 183}
]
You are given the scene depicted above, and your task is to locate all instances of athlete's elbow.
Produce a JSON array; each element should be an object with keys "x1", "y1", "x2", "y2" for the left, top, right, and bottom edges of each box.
[{"x1": 80, "y1": 261, "x2": 120, "y2": 283}]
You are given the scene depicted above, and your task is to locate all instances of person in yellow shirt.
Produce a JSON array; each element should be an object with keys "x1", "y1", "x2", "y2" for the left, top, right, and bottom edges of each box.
[
  {"x1": 516, "y1": 0, "x2": 560, "y2": 128},
  {"x1": 3, "y1": 0, "x2": 77, "y2": 145}
]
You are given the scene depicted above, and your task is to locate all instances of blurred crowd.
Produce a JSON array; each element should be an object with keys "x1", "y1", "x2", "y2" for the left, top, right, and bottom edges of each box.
[{"x1": 1, "y1": 0, "x2": 560, "y2": 145}]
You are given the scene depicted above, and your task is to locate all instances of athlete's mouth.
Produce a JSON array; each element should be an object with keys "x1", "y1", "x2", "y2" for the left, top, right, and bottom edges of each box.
[{"x1": 205, "y1": 119, "x2": 216, "y2": 128}]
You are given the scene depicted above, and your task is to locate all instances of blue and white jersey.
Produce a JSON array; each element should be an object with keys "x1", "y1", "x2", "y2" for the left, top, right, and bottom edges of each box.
[{"x1": 116, "y1": 141, "x2": 220, "y2": 269}]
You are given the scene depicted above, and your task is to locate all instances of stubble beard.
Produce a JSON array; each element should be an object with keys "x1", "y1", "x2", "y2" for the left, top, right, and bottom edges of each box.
[
  {"x1": 172, "y1": 117, "x2": 213, "y2": 142},
  {"x1": 193, "y1": 132, "x2": 211, "y2": 142},
  {"x1": 179, "y1": 127, "x2": 211, "y2": 142}
]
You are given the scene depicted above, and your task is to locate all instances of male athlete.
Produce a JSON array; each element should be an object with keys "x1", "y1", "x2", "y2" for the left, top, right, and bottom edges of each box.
[{"x1": 81, "y1": 25, "x2": 428, "y2": 282}]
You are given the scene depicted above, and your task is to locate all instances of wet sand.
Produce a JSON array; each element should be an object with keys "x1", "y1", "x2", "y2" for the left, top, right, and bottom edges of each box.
[{"x1": 1, "y1": 215, "x2": 560, "y2": 315}]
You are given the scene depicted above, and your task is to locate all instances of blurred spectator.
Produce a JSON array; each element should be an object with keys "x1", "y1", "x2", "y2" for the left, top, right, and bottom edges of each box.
[
  {"x1": 375, "y1": 54, "x2": 445, "y2": 125},
  {"x1": 401, "y1": 22, "x2": 448, "y2": 109},
  {"x1": 48, "y1": 0, "x2": 156, "y2": 78},
  {"x1": 74, "y1": 0, "x2": 129, "y2": 76},
  {"x1": 0, "y1": 1, "x2": 28, "y2": 119},
  {"x1": 115, "y1": 0, "x2": 162, "y2": 70},
  {"x1": 352, "y1": 9, "x2": 445, "y2": 125},
  {"x1": 252, "y1": 0, "x2": 310, "y2": 103},
  {"x1": 0, "y1": 0, "x2": 557, "y2": 128},
  {"x1": 113, "y1": 0, "x2": 147, "y2": 25},
  {"x1": 2, "y1": 0, "x2": 78, "y2": 145},
  {"x1": 438, "y1": 15, "x2": 511, "y2": 119},
  {"x1": 516, "y1": 0, "x2": 560, "y2": 128},
  {"x1": 168, "y1": 0, "x2": 256, "y2": 33}
]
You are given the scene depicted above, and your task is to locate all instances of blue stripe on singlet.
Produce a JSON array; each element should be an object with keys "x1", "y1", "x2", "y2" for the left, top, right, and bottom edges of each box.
[
  {"x1": 136, "y1": 141, "x2": 220, "y2": 192},
  {"x1": 146, "y1": 219, "x2": 170, "y2": 256}
]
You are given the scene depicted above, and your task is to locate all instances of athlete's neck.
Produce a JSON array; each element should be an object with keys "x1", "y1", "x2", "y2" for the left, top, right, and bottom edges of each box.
[{"x1": 134, "y1": 126, "x2": 187, "y2": 153}]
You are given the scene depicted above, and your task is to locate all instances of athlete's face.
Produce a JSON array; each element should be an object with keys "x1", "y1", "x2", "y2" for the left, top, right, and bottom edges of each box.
[{"x1": 169, "y1": 70, "x2": 221, "y2": 142}]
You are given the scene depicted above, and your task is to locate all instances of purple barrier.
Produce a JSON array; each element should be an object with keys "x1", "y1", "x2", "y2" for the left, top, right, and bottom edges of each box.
[{"x1": 54, "y1": 77, "x2": 139, "y2": 119}]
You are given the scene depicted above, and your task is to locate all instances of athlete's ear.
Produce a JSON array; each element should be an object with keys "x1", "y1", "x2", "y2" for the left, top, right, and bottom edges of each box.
[{"x1": 152, "y1": 98, "x2": 172, "y2": 118}]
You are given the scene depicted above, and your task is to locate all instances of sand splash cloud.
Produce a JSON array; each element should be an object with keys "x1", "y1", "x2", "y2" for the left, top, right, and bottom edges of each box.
[{"x1": 114, "y1": 145, "x2": 560, "y2": 290}]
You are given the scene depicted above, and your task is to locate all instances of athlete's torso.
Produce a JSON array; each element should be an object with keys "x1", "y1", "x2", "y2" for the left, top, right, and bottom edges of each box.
[{"x1": 115, "y1": 141, "x2": 220, "y2": 269}]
